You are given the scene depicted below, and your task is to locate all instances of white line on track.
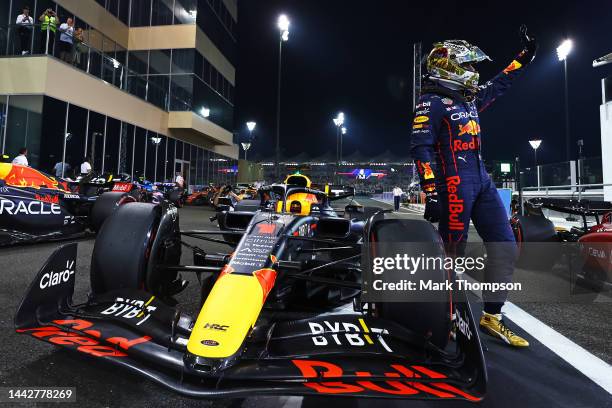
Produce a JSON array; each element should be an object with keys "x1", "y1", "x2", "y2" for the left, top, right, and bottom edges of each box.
[
  {"x1": 461, "y1": 275, "x2": 612, "y2": 395},
  {"x1": 503, "y1": 302, "x2": 612, "y2": 395}
]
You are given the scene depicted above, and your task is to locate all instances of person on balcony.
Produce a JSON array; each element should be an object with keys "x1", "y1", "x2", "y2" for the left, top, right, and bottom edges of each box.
[
  {"x1": 58, "y1": 17, "x2": 75, "y2": 63},
  {"x1": 72, "y1": 27, "x2": 86, "y2": 67},
  {"x1": 15, "y1": 6, "x2": 34, "y2": 55},
  {"x1": 38, "y1": 8, "x2": 57, "y2": 54}
]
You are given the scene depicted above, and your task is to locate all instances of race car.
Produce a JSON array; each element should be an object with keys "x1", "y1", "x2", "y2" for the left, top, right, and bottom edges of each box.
[
  {"x1": 185, "y1": 186, "x2": 215, "y2": 206},
  {"x1": 512, "y1": 198, "x2": 612, "y2": 289},
  {"x1": 14, "y1": 178, "x2": 486, "y2": 401},
  {"x1": 0, "y1": 163, "x2": 135, "y2": 246}
]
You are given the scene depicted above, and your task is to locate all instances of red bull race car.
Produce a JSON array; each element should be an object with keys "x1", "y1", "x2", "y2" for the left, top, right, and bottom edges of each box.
[
  {"x1": 15, "y1": 174, "x2": 487, "y2": 401},
  {"x1": 0, "y1": 163, "x2": 135, "y2": 246}
]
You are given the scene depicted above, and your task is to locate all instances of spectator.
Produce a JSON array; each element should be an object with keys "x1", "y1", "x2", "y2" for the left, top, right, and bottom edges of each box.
[
  {"x1": 72, "y1": 27, "x2": 85, "y2": 67},
  {"x1": 12, "y1": 148, "x2": 29, "y2": 166},
  {"x1": 392, "y1": 185, "x2": 403, "y2": 211},
  {"x1": 80, "y1": 156, "x2": 92, "y2": 175},
  {"x1": 175, "y1": 172, "x2": 185, "y2": 189},
  {"x1": 53, "y1": 160, "x2": 71, "y2": 178},
  {"x1": 38, "y1": 8, "x2": 57, "y2": 54},
  {"x1": 57, "y1": 17, "x2": 74, "y2": 62},
  {"x1": 15, "y1": 6, "x2": 34, "y2": 55}
]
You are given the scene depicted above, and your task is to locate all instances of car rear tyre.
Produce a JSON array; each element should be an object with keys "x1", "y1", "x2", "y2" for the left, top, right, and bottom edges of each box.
[
  {"x1": 512, "y1": 215, "x2": 557, "y2": 271},
  {"x1": 90, "y1": 192, "x2": 135, "y2": 232}
]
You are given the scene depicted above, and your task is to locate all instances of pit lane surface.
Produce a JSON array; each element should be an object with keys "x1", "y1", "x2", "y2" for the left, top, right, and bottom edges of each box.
[{"x1": 0, "y1": 201, "x2": 610, "y2": 407}]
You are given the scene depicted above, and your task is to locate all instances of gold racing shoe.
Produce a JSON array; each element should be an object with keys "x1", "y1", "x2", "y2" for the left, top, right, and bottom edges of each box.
[{"x1": 479, "y1": 312, "x2": 529, "y2": 347}]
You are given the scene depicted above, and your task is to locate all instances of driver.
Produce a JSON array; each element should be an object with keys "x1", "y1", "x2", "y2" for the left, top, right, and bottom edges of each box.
[{"x1": 410, "y1": 27, "x2": 537, "y2": 347}]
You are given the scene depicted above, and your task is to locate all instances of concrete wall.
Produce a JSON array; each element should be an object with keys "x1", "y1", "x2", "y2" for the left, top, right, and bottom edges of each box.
[{"x1": 0, "y1": 57, "x2": 238, "y2": 158}]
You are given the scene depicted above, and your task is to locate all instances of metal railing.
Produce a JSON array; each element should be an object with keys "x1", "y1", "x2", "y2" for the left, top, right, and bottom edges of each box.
[
  {"x1": 0, "y1": 23, "x2": 191, "y2": 112},
  {"x1": 520, "y1": 183, "x2": 612, "y2": 213}
]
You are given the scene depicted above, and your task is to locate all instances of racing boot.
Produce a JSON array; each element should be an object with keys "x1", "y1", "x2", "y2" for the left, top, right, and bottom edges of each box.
[{"x1": 479, "y1": 312, "x2": 529, "y2": 347}]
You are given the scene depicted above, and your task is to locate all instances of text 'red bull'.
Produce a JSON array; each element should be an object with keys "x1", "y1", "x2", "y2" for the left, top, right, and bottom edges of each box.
[
  {"x1": 446, "y1": 176, "x2": 464, "y2": 231},
  {"x1": 453, "y1": 136, "x2": 479, "y2": 152}
]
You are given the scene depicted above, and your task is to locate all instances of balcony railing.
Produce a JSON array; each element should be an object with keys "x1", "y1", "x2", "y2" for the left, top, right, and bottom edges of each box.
[{"x1": 0, "y1": 23, "x2": 191, "y2": 112}]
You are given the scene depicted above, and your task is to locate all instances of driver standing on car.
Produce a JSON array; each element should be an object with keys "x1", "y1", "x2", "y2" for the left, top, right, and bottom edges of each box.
[{"x1": 410, "y1": 27, "x2": 537, "y2": 347}]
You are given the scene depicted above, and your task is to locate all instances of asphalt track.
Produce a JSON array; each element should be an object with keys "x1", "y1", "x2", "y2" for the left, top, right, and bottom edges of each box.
[{"x1": 0, "y1": 200, "x2": 610, "y2": 407}]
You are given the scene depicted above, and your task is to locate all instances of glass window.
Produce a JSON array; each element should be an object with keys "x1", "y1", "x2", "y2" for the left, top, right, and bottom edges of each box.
[
  {"x1": 174, "y1": 0, "x2": 197, "y2": 24},
  {"x1": 105, "y1": 117, "x2": 120, "y2": 173},
  {"x1": 147, "y1": 75, "x2": 170, "y2": 110},
  {"x1": 151, "y1": 0, "x2": 174, "y2": 26},
  {"x1": 133, "y1": 127, "x2": 146, "y2": 179},
  {"x1": 107, "y1": 0, "x2": 120, "y2": 17},
  {"x1": 189, "y1": 144, "x2": 197, "y2": 189},
  {"x1": 145, "y1": 131, "x2": 157, "y2": 180},
  {"x1": 175, "y1": 140, "x2": 184, "y2": 160},
  {"x1": 118, "y1": 0, "x2": 130, "y2": 25},
  {"x1": 165, "y1": 137, "x2": 175, "y2": 181},
  {"x1": 130, "y1": 0, "x2": 151, "y2": 27},
  {"x1": 170, "y1": 74, "x2": 193, "y2": 111},
  {"x1": 87, "y1": 111, "x2": 105, "y2": 173},
  {"x1": 39, "y1": 97, "x2": 68, "y2": 175},
  {"x1": 66, "y1": 104, "x2": 88, "y2": 177},
  {"x1": 0, "y1": 95, "x2": 7, "y2": 154},
  {"x1": 120, "y1": 123, "x2": 134, "y2": 176},
  {"x1": 196, "y1": 147, "x2": 205, "y2": 185},
  {"x1": 127, "y1": 50, "x2": 149, "y2": 74},
  {"x1": 4, "y1": 95, "x2": 43, "y2": 167},
  {"x1": 149, "y1": 49, "x2": 171, "y2": 74},
  {"x1": 171, "y1": 48, "x2": 194, "y2": 74},
  {"x1": 152, "y1": 134, "x2": 166, "y2": 182}
]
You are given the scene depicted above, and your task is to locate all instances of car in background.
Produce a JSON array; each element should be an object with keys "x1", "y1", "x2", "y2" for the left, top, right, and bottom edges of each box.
[{"x1": 0, "y1": 163, "x2": 135, "y2": 246}]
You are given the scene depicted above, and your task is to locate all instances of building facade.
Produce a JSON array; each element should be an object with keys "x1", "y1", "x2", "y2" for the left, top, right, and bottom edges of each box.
[{"x1": 0, "y1": 0, "x2": 238, "y2": 188}]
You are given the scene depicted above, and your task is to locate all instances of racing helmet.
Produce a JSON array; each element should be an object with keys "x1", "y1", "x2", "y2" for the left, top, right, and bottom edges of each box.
[{"x1": 426, "y1": 40, "x2": 491, "y2": 91}]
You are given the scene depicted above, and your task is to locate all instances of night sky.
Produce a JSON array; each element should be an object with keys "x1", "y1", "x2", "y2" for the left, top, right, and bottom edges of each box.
[{"x1": 234, "y1": 0, "x2": 612, "y2": 166}]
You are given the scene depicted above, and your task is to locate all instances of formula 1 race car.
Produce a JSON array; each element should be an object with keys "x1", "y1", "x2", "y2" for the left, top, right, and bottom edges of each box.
[
  {"x1": 14, "y1": 176, "x2": 486, "y2": 401},
  {"x1": 512, "y1": 198, "x2": 612, "y2": 289},
  {"x1": 0, "y1": 163, "x2": 135, "y2": 246}
]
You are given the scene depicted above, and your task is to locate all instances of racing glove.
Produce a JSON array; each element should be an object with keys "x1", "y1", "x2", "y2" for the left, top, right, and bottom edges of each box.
[
  {"x1": 423, "y1": 191, "x2": 440, "y2": 223},
  {"x1": 515, "y1": 25, "x2": 537, "y2": 65}
]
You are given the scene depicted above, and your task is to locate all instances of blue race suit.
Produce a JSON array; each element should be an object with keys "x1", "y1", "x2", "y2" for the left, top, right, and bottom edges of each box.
[{"x1": 410, "y1": 58, "x2": 525, "y2": 313}]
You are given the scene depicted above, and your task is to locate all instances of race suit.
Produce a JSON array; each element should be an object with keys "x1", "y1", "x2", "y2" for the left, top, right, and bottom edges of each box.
[{"x1": 410, "y1": 59, "x2": 525, "y2": 313}]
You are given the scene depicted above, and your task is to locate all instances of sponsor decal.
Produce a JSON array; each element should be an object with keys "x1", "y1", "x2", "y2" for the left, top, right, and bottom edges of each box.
[
  {"x1": 453, "y1": 136, "x2": 479, "y2": 152},
  {"x1": 112, "y1": 182, "x2": 133, "y2": 192},
  {"x1": 446, "y1": 176, "x2": 464, "y2": 231},
  {"x1": 414, "y1": 108, "x2": 430, "y2": 115},
  {"x1": 203, "y1": 323, "x2": 229, "y2": 331},
  {"x1": 256, "y1": 223, "x2": 277, "y2": 235},
  {"x1": 39, "y1": 260, "x2": 74, "y2": 289},
  {"x1": 0, "y1": 187, "x2": 9, "y2": 193},
  {"x1": 441, "y1": 98, "x2": 454, "y2": 105},
  {"x1": 445, "y1": 106, "x2": 459, "y2": 111},
  {"x1": 291, "y1": 359, "x2": 481, "y2": 400},
  {"x1": 35, "y1": 194, "x2": 59, "y2": 204},
  {"x1": 450, "y1": 112, "x2": 478, "y2": 121},
  {"x1": 418, "y1": 162, "x2": 435, "y2": 180},
  {"x1": 416, "y1": 101, "x2": 431, "y2": 108},
  {"x1": 100, "y1": 296, "x2": 157, "y2": 326},
  {"x1": 308, "y1": 318, "x2": 392, "y2": 352},
  {"x1": 457, "y1": 120, "x2": 480, "y2": 136},
  {"x1": 454, "y1": 309, "x2": 473, "y2": 340},
  {"x1": 503, "y1": 59, "x2": 522, "y2": 74},
  {"x1": 0, "y1": 197, "x2": 61, "y2": 215},
  {"x1": 201, "y1": 339, "x2": 220, "y2": 346},
  {"x1": 413, "y1": 115, "x2": 429, "y2": 124},
  {"x1": 16, "y1": 319, "x2": 151, "y2": 358},
  {"x1": 63, "y1": 194, "x2": 80, "y2": 199}
]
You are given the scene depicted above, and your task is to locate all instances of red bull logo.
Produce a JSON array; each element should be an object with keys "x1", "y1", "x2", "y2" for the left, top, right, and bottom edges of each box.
[
  {"x1": 457, "y1": 121, "x2": 480, "y2": 137},
  {"x1": 446, "y1": 176, "x2": 464, "y2": 231},
  {"x1": 35, "y1": 194, "x2": 59, "y2": 204},
  {"x1": 421, "y1": 162, "x2": 435, "y2": 180},
  {"x1": 503, "y1": 59, "x2": 522, "y2": 74}
]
